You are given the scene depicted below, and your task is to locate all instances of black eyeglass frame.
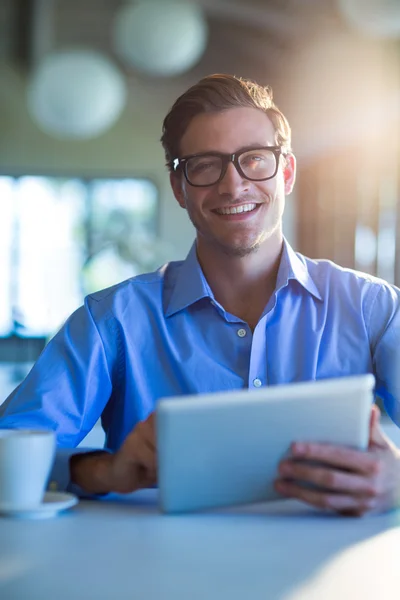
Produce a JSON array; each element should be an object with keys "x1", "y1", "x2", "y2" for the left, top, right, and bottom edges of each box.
[{"x1": 171, "y1": 146, "x2": 287, "y2": 187}]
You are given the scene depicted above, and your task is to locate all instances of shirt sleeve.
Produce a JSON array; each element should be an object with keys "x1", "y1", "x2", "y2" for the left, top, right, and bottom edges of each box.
[
  {"x1": 368, "y1": 282, "x2": 400, "y2": 427},
  {"x1": 0, "y1": 296, "x2": 113, "y2": 448}
]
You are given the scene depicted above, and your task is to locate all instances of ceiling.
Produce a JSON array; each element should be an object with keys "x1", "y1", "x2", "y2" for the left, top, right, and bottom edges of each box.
[
  {"x1": 1, "y1": 0, "x2": 344, "y2": 88},
  {"x1": 1, "y1": 0, "x2": 398, "y2": 159}
]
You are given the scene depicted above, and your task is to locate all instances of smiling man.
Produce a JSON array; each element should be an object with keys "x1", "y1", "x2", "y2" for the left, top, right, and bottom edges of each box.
[
  {"x1": 168, "y1": 100, "x2": 295, "y2": 331},
  {"x1": 1, "y1": 74, "x2": 400, "y2": 515}
]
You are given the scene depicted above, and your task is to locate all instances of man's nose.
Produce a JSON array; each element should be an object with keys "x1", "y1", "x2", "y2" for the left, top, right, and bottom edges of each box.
[{"x1": 217, "y1": 162, "x2": 249, "y2": 196}]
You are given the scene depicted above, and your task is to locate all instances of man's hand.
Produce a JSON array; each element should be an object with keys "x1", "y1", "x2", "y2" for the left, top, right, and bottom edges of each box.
[
  {"x1": 108, "y1": 412, "x2": 157, "y2": 493},
  {"x1": 274, "y1": 405, "x2": 400, "y2": 516},
  {"x1": 70, "y1": 412, "x2": 157, "y2": 495}
]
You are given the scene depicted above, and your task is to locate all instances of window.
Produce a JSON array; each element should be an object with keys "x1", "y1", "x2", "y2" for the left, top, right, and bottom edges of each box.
[{"x1": 0, "y1": 175, "x2": 158, "y2": 338}]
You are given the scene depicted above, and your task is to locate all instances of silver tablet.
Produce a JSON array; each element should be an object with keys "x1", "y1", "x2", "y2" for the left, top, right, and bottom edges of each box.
[{"x1": 156, "y1": 374, "x2": 375, "y2": 514}]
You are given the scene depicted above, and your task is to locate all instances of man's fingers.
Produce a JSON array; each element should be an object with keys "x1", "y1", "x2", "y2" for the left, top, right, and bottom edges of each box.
[
  {"x1": 278, "y1": 461, "x2": 379, "y2": 496},
  {"x1": 138, "y1": 412, "x2": 157, "y2": 450},
  {"x1": 144, "y1": 412, "x2": 156, "y2": 432},
  {"x1": 290, "y1": 442, "x2": 380, "y2": 476},
  {"x1": 134, "y1": 436, "x2": 157, "y2": 471},
  {"x1": 137, "y1": 429, "x2": 156, "y2": 453},
  {"x1": 109, "y1": 413, "x2": 158, "y2": 493},
  {"x1": 137, "y1": 424, "x2": 157, "y2": 454},
  {"x1": 112, "y1": 440, "x2": 157, "y2": 493},
  {"x1": 369, "y1": 404, "x2": 393, "y2": 449},
  {"x1": 274, "y1": 480, "x2": 378, "y2": 515},
  {"x1": 370, "y1": 404, "x2": 381, "y2": 426}
]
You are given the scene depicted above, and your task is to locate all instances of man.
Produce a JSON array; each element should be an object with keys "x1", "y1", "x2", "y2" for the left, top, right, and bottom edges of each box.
[{"x1": 1, "y1": 74, "x2": 400, "y2": 516}]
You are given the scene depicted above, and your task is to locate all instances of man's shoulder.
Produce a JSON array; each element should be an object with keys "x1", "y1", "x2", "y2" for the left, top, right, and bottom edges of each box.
[
  {"x1": 84, "y1": 260, "x2": 185, "y2": 310},
  {"x1": 302, "y1": 253, "x2": 376, "y2": 281},
  {"x1": 298, "y1": 252, "x2": 394, "y2": 297}
]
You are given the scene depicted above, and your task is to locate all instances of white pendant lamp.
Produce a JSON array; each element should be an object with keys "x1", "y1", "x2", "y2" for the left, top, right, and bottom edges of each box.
[
  {"x1": 338, "y1": 0, "x2": 400, "y2": 38},
  {"x1": 27, "y1": 49, "x2": 127, "y2": 140},
  {"x1": 113, "y1": 0, "x2": 208, "y2": 77}
]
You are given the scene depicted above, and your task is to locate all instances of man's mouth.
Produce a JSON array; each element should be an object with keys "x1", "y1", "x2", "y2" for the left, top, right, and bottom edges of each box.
[{"x1": 214, "y1": 203, "x2": 258, "y2": 215}]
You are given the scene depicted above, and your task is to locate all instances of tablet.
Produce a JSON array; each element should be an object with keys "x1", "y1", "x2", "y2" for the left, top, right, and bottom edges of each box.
[{"x1": 156, "y1": 374, "x2": 375, "y2": 513}]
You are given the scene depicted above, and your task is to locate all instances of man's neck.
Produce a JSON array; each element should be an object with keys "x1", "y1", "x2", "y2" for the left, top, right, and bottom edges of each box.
[{"x1": 196, "y1": 229, "x2": 284, "y2": 329}]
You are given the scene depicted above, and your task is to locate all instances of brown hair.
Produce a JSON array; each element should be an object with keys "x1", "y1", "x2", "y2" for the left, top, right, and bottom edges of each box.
[{"x1": 161, "y1": 73, "x2": 292, "y2": 170}]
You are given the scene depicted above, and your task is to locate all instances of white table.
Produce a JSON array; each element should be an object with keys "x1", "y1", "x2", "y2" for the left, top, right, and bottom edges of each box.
[{"x1": 1, "y1": 489, "x2": 399, "y2": 600}]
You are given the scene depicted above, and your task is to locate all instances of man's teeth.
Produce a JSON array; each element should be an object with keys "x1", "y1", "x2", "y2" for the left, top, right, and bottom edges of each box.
[{"x1": 216, "y1": 203, "x2": 257, "y2": 215}]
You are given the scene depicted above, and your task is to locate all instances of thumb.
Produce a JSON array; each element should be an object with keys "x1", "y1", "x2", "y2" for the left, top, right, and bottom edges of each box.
[{"x1": 369, "y1": 404, "x2": 391, "y2": 449}]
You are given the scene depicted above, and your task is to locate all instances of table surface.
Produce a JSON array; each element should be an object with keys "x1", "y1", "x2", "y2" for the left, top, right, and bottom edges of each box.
[
  {"x1": 1, "y1": 363, "x2": 400, "y2": 599},
  {"x1": 1, "y1": 489, "x2": 399, "y2": 600}
]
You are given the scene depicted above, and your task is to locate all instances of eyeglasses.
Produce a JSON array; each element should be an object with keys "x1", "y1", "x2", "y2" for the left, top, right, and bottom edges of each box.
[{"x1": 171, "y1": 146, "x2": 286, "y2": 187}]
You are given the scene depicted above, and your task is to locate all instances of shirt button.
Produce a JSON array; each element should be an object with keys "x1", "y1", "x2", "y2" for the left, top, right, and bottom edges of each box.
[
  {"x1": 237, "y1": 328, "x2": 247, "y2": 338},
  {"x1": 253, "y1": 378, "x2": 262, "y2": 388}
]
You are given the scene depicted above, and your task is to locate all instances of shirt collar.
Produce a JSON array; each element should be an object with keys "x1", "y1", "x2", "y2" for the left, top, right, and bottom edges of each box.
[
  {"x1": 277, "y1": 237, "x2": 322, "y2": 301},
  {"x1": 166, "y1": 237, "x2": 322, "y2": 317},
  {"x1": 165, "y1": 243, "x2": 213, "y2": 317}
]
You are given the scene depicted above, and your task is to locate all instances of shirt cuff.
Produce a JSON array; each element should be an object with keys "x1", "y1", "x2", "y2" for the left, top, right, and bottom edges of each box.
[{"x1": 47, "y1": 447, "x2": 111, "y2": 499}]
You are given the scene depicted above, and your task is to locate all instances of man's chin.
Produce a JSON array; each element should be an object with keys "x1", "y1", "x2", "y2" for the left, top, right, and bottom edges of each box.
[{"x1": 216, "y1": 240, "x2": 261, "y2": 258}]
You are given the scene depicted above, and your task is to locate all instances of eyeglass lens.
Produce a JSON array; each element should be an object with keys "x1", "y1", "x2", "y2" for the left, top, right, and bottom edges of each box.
[{"x1": 185, "y1": 148, "x2": 277, "y2": 186}]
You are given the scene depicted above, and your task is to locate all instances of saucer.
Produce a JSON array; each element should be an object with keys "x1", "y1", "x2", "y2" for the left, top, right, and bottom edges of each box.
[{"x1": 0, "y1": 491, "x2": 78, "y2": 520}]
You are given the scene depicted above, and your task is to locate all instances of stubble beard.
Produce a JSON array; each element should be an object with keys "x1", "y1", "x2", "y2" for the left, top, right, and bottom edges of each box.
[
  {"x1": 185, "y1": 191, "x2": 275, "y2": 258},
  {"x1": 214, "y1": 236, "x2": 263, "y2": 258}
]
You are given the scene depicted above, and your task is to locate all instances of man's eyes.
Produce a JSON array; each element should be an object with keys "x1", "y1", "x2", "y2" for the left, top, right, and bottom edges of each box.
[
  {"x1": 241, "y1": 154, "x2": 266, "y2": 165},
  {"x1": 247, "y1": 155, "x2": 264, "y2": 161},
  {"x1": 190, "y1": 160, "x2": 219, "y2": 172}
]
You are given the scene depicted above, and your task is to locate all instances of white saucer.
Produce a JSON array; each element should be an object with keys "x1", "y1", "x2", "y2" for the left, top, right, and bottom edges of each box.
[{"x1": 0, "y1": 491, "x2": 78, "y2": 520}]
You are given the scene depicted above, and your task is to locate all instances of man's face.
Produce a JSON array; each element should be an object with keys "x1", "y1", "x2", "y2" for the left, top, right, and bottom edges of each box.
[{"x1": 170, "y1": 107, "x2": 296, "y2": 257}]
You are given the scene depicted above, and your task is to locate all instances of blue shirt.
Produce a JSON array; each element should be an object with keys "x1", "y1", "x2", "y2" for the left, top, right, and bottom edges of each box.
[{"x1": 1, "y1": 238, "x2": 400, "y2": 489}]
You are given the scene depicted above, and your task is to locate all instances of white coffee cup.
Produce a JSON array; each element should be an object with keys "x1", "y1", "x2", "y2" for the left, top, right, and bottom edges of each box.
[{"x1": 0, "y1": 429, "x2": 56, "y2": 509}]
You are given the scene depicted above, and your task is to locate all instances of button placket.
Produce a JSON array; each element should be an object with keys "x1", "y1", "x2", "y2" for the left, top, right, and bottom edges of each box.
[{"x1": 248, "y1": 315, "x2": 268, "y2": 388}]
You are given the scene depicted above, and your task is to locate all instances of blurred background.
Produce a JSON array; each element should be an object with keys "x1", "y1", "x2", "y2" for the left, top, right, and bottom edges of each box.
[{"x1": 0, "y1": 0, "x2": 399, "y2": 411}]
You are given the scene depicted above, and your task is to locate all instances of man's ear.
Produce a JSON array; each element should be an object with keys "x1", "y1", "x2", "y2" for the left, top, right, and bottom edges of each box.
[
  {"x1": 170, "y1": 173, "x2": 186, "y2": 209},
  {"x1": 283, "y1": 153, "x2": 296, "y2": 195}
]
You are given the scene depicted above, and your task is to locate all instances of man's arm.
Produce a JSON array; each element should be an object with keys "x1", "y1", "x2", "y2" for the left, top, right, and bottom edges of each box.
[
  {"x1": 0, "y1": 298, "x2": 114, "y2": 497},
  {"x1": 275, "y1": 282, "x2": 400, "y2": 516},
  {"x1": 371, "y1": 284, "x2": 400, "y2": 427},
  {"x1": 0, "y1": 298, "x2": 112, "y2": 446}
]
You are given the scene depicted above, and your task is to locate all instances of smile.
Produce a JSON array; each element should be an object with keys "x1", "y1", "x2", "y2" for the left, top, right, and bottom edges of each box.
[{"x1": 214, "y1": 203, "x2": 257, "y2": 215}]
